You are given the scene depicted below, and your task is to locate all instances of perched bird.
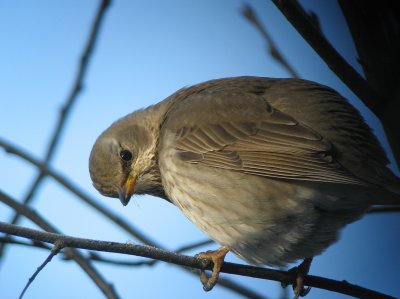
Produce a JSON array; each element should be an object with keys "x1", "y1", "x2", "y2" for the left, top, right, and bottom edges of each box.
[{"x1": 89, "y1": 77, "x2": 400, "y2": 296}]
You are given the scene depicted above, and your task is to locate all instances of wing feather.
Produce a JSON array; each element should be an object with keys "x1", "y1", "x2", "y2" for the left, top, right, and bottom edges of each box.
[{"x1": 175, "y1": 115, "x2": 366, "y2": 185}]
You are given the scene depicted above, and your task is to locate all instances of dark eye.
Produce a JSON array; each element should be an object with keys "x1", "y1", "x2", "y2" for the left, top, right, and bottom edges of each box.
[{"x1": 120, "y1": 150, "x2": 133, "y2": 161}]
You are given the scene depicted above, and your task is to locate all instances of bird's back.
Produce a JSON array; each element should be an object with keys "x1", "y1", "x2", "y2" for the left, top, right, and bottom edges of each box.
[{"x1": 161, "y1": 76, "x2": 400, "y2": 202}]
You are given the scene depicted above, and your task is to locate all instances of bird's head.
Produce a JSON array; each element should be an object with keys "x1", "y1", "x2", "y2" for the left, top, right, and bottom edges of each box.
[{"x1": 89, "y1": 107, "x2": 166, "y2": 206}]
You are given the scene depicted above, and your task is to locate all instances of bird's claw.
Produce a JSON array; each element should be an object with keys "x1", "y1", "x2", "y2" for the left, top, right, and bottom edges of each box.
[
  {"x1": 293, "y1": 286, "x2": 312, "y2": 299},
  {"x1": 283, "y1": 257, "x2": 313, "y2": 298},
  {"x1": 195, "y1": 246, "x2": 229, "y2": 292}
]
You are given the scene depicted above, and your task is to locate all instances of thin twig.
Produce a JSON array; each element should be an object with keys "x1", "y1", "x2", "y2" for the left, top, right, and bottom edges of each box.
[
  {"x1": 0, "y1": 190, "x2": 120, "y2": 299},
  {"x1": 0, "y1": 221, "x2": 396, "y2": 299},
  {"x1": 19, "y1": 240, "x2": 64, "y2": 299},
  {"x1": 241, "y1": 4, "x2": 299, "y2": 78},
  {"x1": 1, "y1": 0, "x2": 111, "y2": 257},
  {"x1": 270, "y1": 0, "x2": 380, "y2": 110}
]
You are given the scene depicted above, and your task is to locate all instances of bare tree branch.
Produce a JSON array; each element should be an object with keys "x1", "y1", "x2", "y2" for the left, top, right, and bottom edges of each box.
[
  {"x1": 0, "y1": 190, "x2": 120, "y2": 299},
  {"x1": 0, "y1": 236, "x2": 213, "y2": 268},
  {"x1": 83, "y1": 239, "x2": 214, "y2": 267},
  {"x1": 337, "y1": 0, "x2": 400, "y2": 169},
  {"x1": 270, "y1": 0, "x2": 400, "y2": 169},
  {"x1": 0, "y1": 221, "x2": 396, "y2": 299},
  {"x1": 1, "y1": 0, "x2": 112, "y2": 259},
  {"x1": 368, "y1": 206, "x2": 400, "y2": 214},
  {"x1": 19, "y1": 240, "x2": 64, "y2": 299},
  {"x1": 270, "y1": 0, "x2": 379, "y2": 110},
  {"x1": 241, "y1": 4, "x2": 299, "y2": 78},
  {"x1": 82, "y1": 239, "x2": 215, "y2": 268},
  {"x1": 0, "y1": 240, "x2": 267, "y2": 299}
]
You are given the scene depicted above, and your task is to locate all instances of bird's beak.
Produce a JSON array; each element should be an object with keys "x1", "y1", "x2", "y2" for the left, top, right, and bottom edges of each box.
[{"x1": 119, "y1": 175, "x2": 135, "y2": 206}]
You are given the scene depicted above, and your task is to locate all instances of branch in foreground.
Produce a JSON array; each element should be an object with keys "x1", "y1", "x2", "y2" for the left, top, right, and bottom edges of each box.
[
  {"x1": 0, "y1": 222, "x2": 396, "y2": 299},
  {"x1": 270, "y1": 0, "x2": 380, "y2": 111},
  {"x1": 241, "y1": 4, "x2": 299, "y2": 78},
  {"x1": 0, "y1": 236, "x2": 213, "y2": 268},
  {"x1": 2, "y1": 0, "x2": 112, "y2": 258},
  {"x1": 0, "y1": 237, "x2": 266, "y2": 299},
  {"x1": 0, "y1": 190, "x2": 119, "y2": 299},
  {"x1": 0, "y1": 142, "x2": 264, "y2": 299},
  {"x1": 1, "y1": 234, "x2": 259, "y2": 299},
  {"x1": 84, "y1": 239, "x2": 214, "y2": 267}
]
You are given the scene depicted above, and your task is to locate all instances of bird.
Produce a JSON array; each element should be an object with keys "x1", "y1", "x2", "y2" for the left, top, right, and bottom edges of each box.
[{"x1": 89, "y1": 76, "x2": 400, "y2": 296}]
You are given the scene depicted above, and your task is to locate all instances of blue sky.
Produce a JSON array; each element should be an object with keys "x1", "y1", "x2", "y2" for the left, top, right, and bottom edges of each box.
[{"x1": 0, "y1": 1, "x2": 399, "y2": 298}]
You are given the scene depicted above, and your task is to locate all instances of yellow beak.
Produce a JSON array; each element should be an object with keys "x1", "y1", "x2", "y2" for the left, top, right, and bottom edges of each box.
[{"x1": 119, "y1": 175, "x2": 135, "y2": 206}]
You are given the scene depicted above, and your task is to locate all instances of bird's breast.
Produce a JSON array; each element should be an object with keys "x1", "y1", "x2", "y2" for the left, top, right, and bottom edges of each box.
[{"x1": 158, "y1": 131, "x2": 369, "y2": 266}]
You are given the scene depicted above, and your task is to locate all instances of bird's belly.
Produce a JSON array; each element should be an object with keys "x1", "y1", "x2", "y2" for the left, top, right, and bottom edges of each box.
[{"x1": 159, "y1": 150, "x2": 366, "y2": 266}]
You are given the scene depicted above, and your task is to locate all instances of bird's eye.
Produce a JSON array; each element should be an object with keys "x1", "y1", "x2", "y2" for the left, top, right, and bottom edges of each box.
[{"x1": 120, "y1": 150, "x2": 133, "y2": 161}]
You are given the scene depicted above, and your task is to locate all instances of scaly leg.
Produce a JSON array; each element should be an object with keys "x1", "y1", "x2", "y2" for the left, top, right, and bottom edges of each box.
[
  {"x1": 293, "y1": 257, "x2": 313, "y2": 298},
  {"x1": 195, "y1": 246, "x2": 230, "y2": 291}
]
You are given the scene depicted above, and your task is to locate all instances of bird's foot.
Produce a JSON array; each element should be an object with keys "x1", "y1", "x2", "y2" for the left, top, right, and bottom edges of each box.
[
  {"x1": 195, "y1": 246, "x2": 229, "y2": 291},
  {"x1": 282, "y1": 257, "x2": 313, "y2": 298}
]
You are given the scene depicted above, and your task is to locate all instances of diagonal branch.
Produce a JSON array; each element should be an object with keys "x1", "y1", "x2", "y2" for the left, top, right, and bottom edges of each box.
[
  {"x1": 337, "y1": 0, "x2": 400, "y2": 168},
  {"x1": 0, "y1": 221, "x2": 396, "y2": 299},
  {"x1": 270, "y1": 0, "x2": 379, "y2": 110},
  {"x1": 270, "y1": 0, "x2": 400, "y2": 169},
  {"x1": 0, "y1": 190, "x2": 120, "y2": 299},
  {"x1": 3, "y1": 0, "x2": 111, "y2": 246},
  {"x1": 44, "y1": 0, "x2": 111, "y2": 165}
]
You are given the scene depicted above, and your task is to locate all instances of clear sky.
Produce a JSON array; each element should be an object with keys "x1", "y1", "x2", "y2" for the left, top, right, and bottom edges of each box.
[{"x1": 0, "y1": 1, "x2": 399, "y2": 299}]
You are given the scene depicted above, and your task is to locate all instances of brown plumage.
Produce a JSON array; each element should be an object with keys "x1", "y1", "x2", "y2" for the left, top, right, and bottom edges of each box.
[{"x1": 89, "y1": 76, "x2": 400, "y2": 294}]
